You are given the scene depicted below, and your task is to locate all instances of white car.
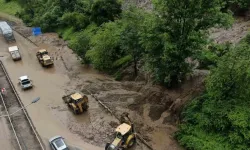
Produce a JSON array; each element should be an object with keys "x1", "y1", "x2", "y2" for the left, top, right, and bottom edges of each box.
[
  {"x1": 49, "y1": 136, "x2": 69, "y2": 150},
  {"x1": 18, "y1": 75, "x2": 32, "y2": 90}
]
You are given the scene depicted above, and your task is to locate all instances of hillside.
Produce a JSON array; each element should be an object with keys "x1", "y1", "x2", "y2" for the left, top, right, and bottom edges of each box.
[{"x1": 1, "y1": 0, "x2": 250, "y2": 150}]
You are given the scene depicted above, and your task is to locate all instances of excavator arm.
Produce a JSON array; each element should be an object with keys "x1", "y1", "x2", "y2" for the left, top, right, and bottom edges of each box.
[{"x1": 120, "y1": 112, "x2": 132, "y2": 125}]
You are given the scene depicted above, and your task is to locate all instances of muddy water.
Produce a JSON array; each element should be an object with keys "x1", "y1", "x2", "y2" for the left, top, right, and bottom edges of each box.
[
  {"x1": 152, "y1": 128, "x2": 181, "y2": 150},
  {"x1": 0, "y1": 33, "x2": 103, "y2": 150}
]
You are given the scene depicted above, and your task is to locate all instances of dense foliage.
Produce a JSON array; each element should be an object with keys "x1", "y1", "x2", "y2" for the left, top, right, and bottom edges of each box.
[
  {"x1": 15, "y1": 0, "x2": 121, "y2": 31},
  {"x1": 4, "y1": 0, "x2": 235, "y2": 86},
  {"x1": 0, "y1": 0, "x2": 21, "y2": 15},
  {"x1": 141, "y1": 0, "x2": 232, "y2": 86},
  {"x1": 176, "y1": 42, "x2": 250, "y2": 149},
  {"x1": 6, "y1": 0, "x2": 250, "y2": 87},
  {"x1": 224, "y1": 0, "x2": 250, "y2": 11}
]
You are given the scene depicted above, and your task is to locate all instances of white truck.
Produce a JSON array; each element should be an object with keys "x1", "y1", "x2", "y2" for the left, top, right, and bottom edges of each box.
[
  {"x1": 0, "y1": 21, "x2": 15, "y2": 43},
  {"x1": 8, "y1": 46, "x2": 21, "y2": 61}
]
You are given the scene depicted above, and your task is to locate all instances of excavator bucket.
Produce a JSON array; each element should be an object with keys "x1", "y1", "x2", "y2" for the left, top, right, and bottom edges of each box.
[
  {"x1": 62, "y1": 92, "x2": 75, "y2": 103},
  {"x1": 62, "y1": 92, "x2": 89, "y2": 114}
]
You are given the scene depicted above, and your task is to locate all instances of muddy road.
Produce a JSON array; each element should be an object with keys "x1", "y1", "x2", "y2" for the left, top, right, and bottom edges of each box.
[
  {"x1": 0, "y1": 61, "x2": 44, "y2": 150},
  {"x1": 0, "y1": 33, "x2": 105, "y2": 149},
  {"x1": 0, "y1": 28, "x2": 153, "y2": 150}
]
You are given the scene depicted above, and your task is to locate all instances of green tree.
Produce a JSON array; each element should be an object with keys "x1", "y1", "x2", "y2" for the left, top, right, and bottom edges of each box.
[
  {"x1": 69, "y1": 24, "x2": 98, "y2": 64},
  {"x1": 176, "y1": 43, "x2": 250, "y2": 149},
  {"x1": 223, "y1": 0, "x2": 250, "y2": 11},
  {"x1": 61, "y1": 12, "x2": 89, "y2": 30},
  {"x1": 90, "y1": 0, "x2": 122, "y2": 25},
  {"x1": 86, "y1": 21, "x2": 124, "y2": 71},
  {"x1": 141, "y1": 0, "x2": 233, "y2": 86},
  {"x1": 120, "y1": 7, "x2": 146, "y2": 76}
]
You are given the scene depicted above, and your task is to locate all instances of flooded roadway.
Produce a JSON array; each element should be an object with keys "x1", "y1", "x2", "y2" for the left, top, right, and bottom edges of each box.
[{"x1": 0, "y1": 32, "x2": 103, "y2": 150}]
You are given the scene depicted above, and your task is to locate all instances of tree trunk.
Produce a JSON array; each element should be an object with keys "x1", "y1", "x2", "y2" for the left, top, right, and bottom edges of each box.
[{"x1": 133, "y1": 56, "x2": 137, "y2": 77}]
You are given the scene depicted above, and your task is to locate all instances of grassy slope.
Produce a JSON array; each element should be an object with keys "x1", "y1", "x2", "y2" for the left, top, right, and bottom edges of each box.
[{"x1": 0, "y1": 0, "x2": 21, "y2": 15}]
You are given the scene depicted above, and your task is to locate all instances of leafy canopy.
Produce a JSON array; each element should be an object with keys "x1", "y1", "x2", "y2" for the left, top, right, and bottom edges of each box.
[
  {"x1": 176, "y1": 43, "x2": 250, "y2": 150},
  {"x1": 140, "y1": 0, "x2": 233, "y2": 86}
]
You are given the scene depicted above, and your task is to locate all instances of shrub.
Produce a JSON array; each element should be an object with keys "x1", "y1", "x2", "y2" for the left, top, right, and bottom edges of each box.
[
  {"x1": 68, "y1": 24, "x2": 98, "y2": 64},
  {"x1": 86, "y1": 21, "x2": 124, "y2": 72},
  {"x1": 61, "y1": 12, "x2": 89, "y2": 30}
]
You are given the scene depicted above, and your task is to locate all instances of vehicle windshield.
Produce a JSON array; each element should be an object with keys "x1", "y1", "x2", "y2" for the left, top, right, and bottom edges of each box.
[
  {"x1": 54, "y1": 139, "x2": 64, "y2": 148},
  {"x1": 45, "y1": 59, "x2": 51, "y2": 64},
  {"x1": 116, "y1": 132, "x2": 123, "y2": 139},
  {"x1": 5, "y1": 33, "x2": 12, "y2": 37},
  {"x1": 21, "y1": 79, "x2": 30, "y2": 85},
  {"x1": 75, "y1": 98, "x2": 83, "y2": 103},
  {"x1": 41, "y1": 51, "x2": 48, "y2": 55}
]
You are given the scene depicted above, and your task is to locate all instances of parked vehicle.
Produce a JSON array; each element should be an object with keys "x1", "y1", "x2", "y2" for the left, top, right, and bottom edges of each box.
[
  {"x1": 18, "y1": 75, "x2": 33, "y2": 90},
  {"x1": 8, "y1": 46, "x2": 21, "y2": 61},
  {"x1": 0, "y1": 21, "x2": 15, "y2": 43},
  {"x1": 49, "y1": 136, "x2": 69, "y2": 150}
]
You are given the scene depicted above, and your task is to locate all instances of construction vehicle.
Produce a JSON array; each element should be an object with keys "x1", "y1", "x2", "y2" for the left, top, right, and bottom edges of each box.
[
  {"x1": 36, "y1": 49, "x2": 54, "y2": 67},
  {"x1": 105, "y1": 113, "x2": 136, "y2": 150},
  {"x1": 9, "y1": 46, "x2": 21, "y2": 61},
  {"x1": 62, "y1": 93, "x2": 88, "y2": 114}
]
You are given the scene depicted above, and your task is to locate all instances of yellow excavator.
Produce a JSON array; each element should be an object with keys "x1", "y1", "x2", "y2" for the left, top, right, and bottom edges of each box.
[
  {"x1": 36, "y1": 49, "x2": 54, "y2": 67},
  {"x1": 105, "y1": 113, "x2": 136, "y2": 150},
  {"x1": 62, "y1": 93, "x2": 88, "y2": 114}
]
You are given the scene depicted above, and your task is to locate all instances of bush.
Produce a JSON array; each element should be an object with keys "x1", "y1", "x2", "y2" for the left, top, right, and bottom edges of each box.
[
  {"x1": 194, "y1": 43, "x2": 231, "y2": 69},
  {"x1": 176, "y1": 43, "x2": 250, "y2": 150},
  {"x1": 86, "y1": 21, "x2": 124, "y2": 72},
  {"x1": 243, "y1": 33, "x2": 250, "y2": 44},
  {"x1": 61, "y1": 12, "x2": 89, "y2": 30},
  {"x1": 112, "y1": 55, "x2": 132, "y2": 68},
  {"x1": 68, "y1": 24, "x2": 98, "y2": 64},
  {"x1": 61, "y1": 27, "x2": 75, "y2": 40},
  {"x1": 114, "y1": 71, "x2": 122, "y2": 81},
  {"x1": 90, "y1": 0, "x2": 122, "y2": 25},
  {"x1": 39, "y1": 6, "x2": 62, "y2": 31},
  {"x1": 0, "y1": 0, "x2": 22, "y2": 15}
]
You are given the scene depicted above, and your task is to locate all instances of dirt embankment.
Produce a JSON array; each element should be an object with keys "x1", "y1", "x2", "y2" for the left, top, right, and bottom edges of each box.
[{"x1": 210, "y1": 18, "x2": 250, "y2": 44}]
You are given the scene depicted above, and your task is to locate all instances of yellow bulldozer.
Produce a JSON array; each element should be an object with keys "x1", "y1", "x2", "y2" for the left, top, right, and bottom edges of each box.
[
  {"x1": 62, "y1": 93, "x2": 89, "y2": 114},
  {"x1": 105, "y1": 113, "x2": 136, "y2": 150},
  {"x1": 36, "y1": 49, "x2": 54, "y2": 67}
]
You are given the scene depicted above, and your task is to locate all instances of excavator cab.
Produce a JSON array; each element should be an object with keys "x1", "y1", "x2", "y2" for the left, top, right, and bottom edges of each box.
[
  {"x1": 36, "y1": 49, "x2": 54, "y2": 67},
  {"x1": 62, "y1": 93, "x2": 88, "y2": 114},
  {"x1": 105, "y1": 114, "x2": 136, "y2": 150},
  {"x1": 36, "y1": 49, "x2": 48, "y2": 57}
]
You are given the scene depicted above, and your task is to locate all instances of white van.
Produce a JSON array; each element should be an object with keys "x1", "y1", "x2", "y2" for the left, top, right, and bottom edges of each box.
[
  {"x1": 0, "y1": 21, "x2": 15, "y2": 43},
  {"x1": 8, "y1": 46, "x2": 21, "y2": 61}
]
